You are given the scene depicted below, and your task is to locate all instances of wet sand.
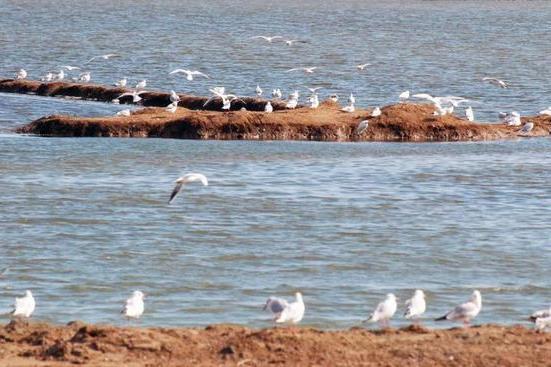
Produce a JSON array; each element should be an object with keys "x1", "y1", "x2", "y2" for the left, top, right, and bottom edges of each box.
[{"x1": 0, "y1": 320, "x2": 549, "y2": 366}]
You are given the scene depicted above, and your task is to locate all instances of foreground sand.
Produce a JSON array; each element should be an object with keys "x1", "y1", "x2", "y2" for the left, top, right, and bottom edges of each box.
[
  {"x1": 0, "y1": 321, "x2": 549, "y2": 366},
  {"x1": 3, "y1": 78, "x2": 550, "y2": 142}
]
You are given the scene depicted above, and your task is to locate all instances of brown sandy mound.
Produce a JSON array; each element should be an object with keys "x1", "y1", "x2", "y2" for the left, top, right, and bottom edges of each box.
[
  {"x1": 0, "y1": 321, "x2": 549, "y2": 366},
  {"x1": 16, "y1": 101, "x2": 551, "y2": 142}
]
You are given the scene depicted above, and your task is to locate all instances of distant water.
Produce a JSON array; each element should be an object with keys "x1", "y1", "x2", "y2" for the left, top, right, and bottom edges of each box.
[{"x1": 1, "y1": 0, "x2": 551, "y2": 329}]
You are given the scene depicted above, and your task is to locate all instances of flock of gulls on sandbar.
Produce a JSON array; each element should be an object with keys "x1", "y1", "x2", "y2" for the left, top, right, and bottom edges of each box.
[
  {"x1": 5, "y1": 37, "x2": 551, "y2": 333},
  {"x1": 11, "y1": 36, "x2": 551, "y2": 136}
]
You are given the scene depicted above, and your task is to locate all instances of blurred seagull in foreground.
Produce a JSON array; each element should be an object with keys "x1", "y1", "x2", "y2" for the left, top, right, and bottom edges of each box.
[
  {"x1": 483, "y1": 77, "x2": 508, "y2": 88},
  {"x1": 122, "y1": 290, "x2": 144, "y2": 320},
  {"x1": 251, "y1": 35, "x2": 283, "y2": 43},
  {"x1": 170, "y1": 69, "x2": 210, "y2": 81},
  {"x1": 168, "y1": 173, "x2": 209, "y2": 204},
  {"x1": 356, "y1": 120, "x2": 369, "y2": 135},
  {"x1": 15, "y1": 69, "x2": 27, "y2": 80},
  {"x1": 365, "y1": 293, "x2": 397, "y2": 328},
  {"x1": 404, "y1": 290, "x2": 426, "y2": 322},
  {"x1": 287, "y1": 67, "x2": 318, "y2": 74},
  {"x1": 263, "y1": 292, "x2": 305, "y2": 324},
  {"x1": 11, "y1": 290, "x2": 35, "y2": 318},
  {"x1": 435, "y1": 290, "x2": 481, "y2": 327}
]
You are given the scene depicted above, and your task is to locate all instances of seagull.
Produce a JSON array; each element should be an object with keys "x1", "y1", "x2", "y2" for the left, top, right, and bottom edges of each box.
[
  {"x1": 538, "y1": 107, "x2": 551, "y2": 116},
  {"x1": 114, "y1": 78, "x2": 127, "y2": 88},
  {"x1": 435, "y1": 290, "x2": 482, "y2": 326},
  {"x1": 41, "y1": 72, "x2": 54, "y2": 82},
  {"x1": 272, "y1": 89, "x2": 282, "y2": 98},
  {"x1": 116, "y1": 109, "x2": 131, "y2": 116},
  {"x1": 255, "y1": 85, "x2": 263, "y2": 96},
  {"x1": 117, "y1": 91, "x2": 148, "y2": 103},
  {"x1": 348, "y1": 93, "x2": 356, "y2": 105},
  {"x1": 529, "y1": 307, "x2": 551, "y2": 322},
  {"x1": 483, "y1": 77, "x2": 508, "y2": 88},
  {"x1": 263, "y1": 292, "x2": 305, "y2": 324},
  {"x1": 170, "y1": 90, "x2": 181, "y2": 103},
  {"x1": 135, "y1": 80, "x2": 147, "y2": 89},
  {"x1": 265, "y1": 101, "x2": 273, "y2": 113},
  {"x1": 286, "y1": 97, "x2": 298, "y2": 109},
  {"x1": 399, "y1": 90, "x2": 410, "y2": 101},
  {"x1": 306, "y1": 87, "x2": 322, "y2": 94},
  {"x1": 290, "y1": 90, "x2": 300, "y2": 100},
  {"x1": 356, "y1": 120, "x2": 369, "y2": 135},
  {"x1": 168, "y1": 173, "x2": 209, "y2": 204},
  {"x1": 61, "y1": 65, "x2": 81, "y2": 71},
  {"x1": 78, "y1": 72, "x2": 91, "y2": 83},
  {"x1": 11, "y1": 290, "x2": 35, "y2": 318},
  {"x1": 284, "y1": 39, "x2": 300, "y2": 46},
  {"x1": 356, "y1": 63, "x2": 370, "y2": 70},
  {"x1": 166, "y1": 101, "x2": 178, "y2": 113},
  {"x1": 202, "y1": 88, "x2": 243, "y2": 108},
  {"x1": 251, "y1": 35, "x2": 283, "y2": 43},
  {"x1": 341, "y1": 104, "x2": 355, "y2": 113},
  {"x1": 287, "y1": 67, "x2": 318, "y2": 74},
  {"x1": 55, "y1": 69, "x2": 65, "y2": 81},
  {"x1": 329, "y1": 94, "x2": 339, "y2": 103},
  {"x1": 519, "y1": 122, "x2": 534, "y2": 135},
  {"x1": 86, "y1": 53, "x2": 119, "y2": 63},
  {"x1": 465, "y1": 106, "x2": 474, "y2": 121},
  {"x1": 535, "y1": 316, "x2": 551, "y2": 331},
  {"x1": 365, "y1": 294, "x2": 397, "y2": 328},
  {"x1": 371, "y1": 107, "x2": 381, "y2": 117},
  {"x1": 309, "y1": 94, "x2": 319, "y2": 109},
  {"x1": 404, "y1": 290, "x2": 426, "y2": 322},
  {"x1": 15, "y1": 69, "x2": 27, "y2": 80},
  {"x1": 221, "y1": 97, "x2": 231, "y2": 110},
  {"x1": 169, "y1": 69, "x2": 209, "y2": 81},
  {"x1": 503, "y1": 111, "x2": 521, "y2": 126},
  {"x1": 122, "y1": 290, "x2": 144, "y2": 320}
]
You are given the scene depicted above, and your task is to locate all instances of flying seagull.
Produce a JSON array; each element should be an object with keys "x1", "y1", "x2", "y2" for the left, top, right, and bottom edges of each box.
[
  {"x1": 287, "y1": 67, "x2": 318, "y2": 74},
  {"x1": 482, "y1": 77, "x2": 508, "y2": 88},
  {"x1": 168, "y1": 173, "x2": 209, "y2": 204},
  {"x1": 86, "y1": 53, "x2": 119, "y2": 64},
  {"x1": 251, "y1": 35, "x2": 283, "y2": 43},
  {"x1": 170, "y1": 69, "x2": 210, "y2": 81}
]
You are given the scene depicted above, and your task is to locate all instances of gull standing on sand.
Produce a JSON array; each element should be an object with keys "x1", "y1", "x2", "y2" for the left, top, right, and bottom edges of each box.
[
  {"x1": 356, "y1": 63, "x2": 370, "y2": 70},
  {"x1": 539, "y1": 107, "x2": 551, "y2": 116},
  {"x1": 135, "y1": 80, "x2": 147, "y2": 89},
  {"x1": 530, "y1": 306, "x2": 551, "y2": 322},
  {"x1": 404, "y1": 290, "x2": 426, "y2": 322},
  {"x1": 114, "y1": 78, "x2": 127, "y2": 88},
  {"x1": 117, "y1": 91, "x2": 148, "y2": 103},
  {"x1": 435, "y1": 290, "x2": 482, "y2": 326},
  {"x1": 519, "y1": 122, "x2": 534, "y2": 135},
  {"x1": 166, "y1": 101, "x2": 178, "y2": 113},
  {"x1": 482, "y1": 77, "x2": 508, "y2": 88},
  {"x1": 55, "y1": 69, "x2": 65, "y2": 81},
  {"x1": 365, "y1": 294, "x2": 397, "y2": 328},
  {"x1": 341, "y1": 103, "x2": 355, "y2": 113},
  {"x1": 170, "y1": 90, "x2": 181, "y2": 103},
  {"x1": 86, "y1": 53, "x2": 119, "y2": 64},
  {"x1": 263, "y1": 292, "x2": 305, "y2": 324},
  {"x1": 251, "y1": 35, "x2": 283, "y2": 43},
  {"x1": 272, "y1": 89, "x2": 282, "y2": 99},
  {"x1": 309, "y1": 94, "x2": 319, "y2": 109},
  {"x1": 399, "y1": 90, "x2": 410, "y2": 101},
  {"x1": 329, "y1": 94, "x2": 339, "y2": 103},
  {"x1": 256, "y1": 85, "x2": 263, "y2": 96},
  {"x1": 15, "y1": 68, "x2": 27, "y2": 80},
  {"x1": 265, "y1": 101, "x2": 273, "y2": 113},
  {"x1": 465, "y1": 106, "x2": 474, "y2": 121},
  {"x1": 348, "y1": 93, "x2": 356, "y2": 105},
  {"x1": 168, "y1": 173, "x2": 209, "y2": 204},
  {"x1": 503, "y1": 112, "x2": 521, "y2": 126},
  {"x1": 122, "y1": 290, "x2": 144, "y2": 320},
  {"x1": 371, "y1": 107, "x2": 381, "y2": 117},
  {"x1": 356, "y1": 120, "x2": 369, "y2": 135},
  {"x1": 78, "y1": 72, "x2": 91, "y2": 83},
  {"x1": 116, "y1": 109, "x2": 131, "y2": 116},
  {"x1": 170, "y1": 69, "x2": 210, "y2": 81},
  {"x1": 287, "y1": 67, "x2": 318, "y2": 74},
  {"x1": 41, "y1": 72, "x2": 54, "y2": 82},
  {"x1": 11, "y1": 290, "x2": 35, "y2": 318},
  {"x1": 535, "y1": 316, "x2": 551, "y2": 331}
]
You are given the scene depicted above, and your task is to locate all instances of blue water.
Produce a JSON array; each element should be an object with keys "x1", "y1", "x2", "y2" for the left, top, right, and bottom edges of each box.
[{"x1": 0, "y1": 0, "x2": 550, "y2": 328}]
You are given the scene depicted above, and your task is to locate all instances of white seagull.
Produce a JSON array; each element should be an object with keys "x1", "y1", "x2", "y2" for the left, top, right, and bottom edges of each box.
[
  {"x1": 355, "y1": 120, "x2": 369, "y2": 135},
  {"x1": 86, "y1": 53, "x2": 119, "y2": 63},
  {"x1": 55, "y1": 69, "x2": 65, "y2": 81},
  {"x1": 135, "y1": 80, "x2": 147, "y2": 89},
  {"x1": 503, "y1": 111, "x2": 521, "y2": 126},
  {"x1": 482, "y1": 77, "x2": 508, "y2": 88},
  {"x1": 251, "y1": 35, "x2": 283, "y2": 43},
  {"x1": 265, "y1": 101, "x2": 273, "y2": 113},
  {"x1": 365, "y1": 293, "x2": 397, "y2": 328},
  {"x1": 61, "y1": 65, "x2": 81, "y2": 71},
  {"x1": 272, "y1": 89, "x2": 282, "y2": 99},
  {"x1": 122, "y1": 290, "x2": 145, "y2": 320},
  {"x1": 114, "y1": 78, "x2": 127, "y2": 88},
  {"x1": 287, "y1": 67, "x2": 318, "y2": 74},
  {"x1": 170, "y1": 69, "x2": 209, "y2": 81},
  {"x1": 329, "y1": 94, "x2": 339, "y2": 103},
  {"x1": 168, "y1": 173, "x2": 209, "y2": 204},
  {"x1": 309, "y1": 94, "x2": 319, "y2": 109},
  {"x1": 519, "y1": 122, "x2": 534, "y2": 135},
  {"x1": 348, "y1": 93, "x2": 356, "y2": 105},
  {"x1": 399, "y1": 90, "x2": 410, "y2": 101},
  {"x1": 341, "y1": 104, "x2": 355, "y2": 113},
  {"x1": 117, "y1": 91, "x2": 148, "y2": 103},
  {"x1": 116, "y1": 109, "x2": 131, "y2": 116},
  {"x1": 538, "y1": 107, "x2": 551, "y2": 116},
  {"x1": 255, "y1": 85, "x2": 263, "y2": 96},
  {"x1": 166, "y1": 101, "x2": 178, "y2": 113},
  {"x1": 371, "y1": 107, "x2": 381, "y2": 117},
  {"x1": 11, "y1": 290, "x2": 35, "y2": 318},
  {"x1": 15, "y1": 69, "x2": 27, "y2": 80},
  {"x1": 356, "y1": 63, "x2": 370, "y2": 70},
  {"x1": 41, "y1": 72, "x2": 54, "y2": 82},
  {"x1": 78, "y1": 72, "x2": 91, "y2": 83},
  {"x1": 284, "y1": 39, "x2": 300, "y2": 46},
  {"x1": 535, "y1": 316, "x2": 551, "y2": 331},
  {"x1": 170, "y1": 90, "x2": 181, "y2": 103},
  {"x1": 263, "y1": 292, "x2": 305, "y2": 324},
  {"x1": 404, "y1": 290, "x2": 426, "y2": 321},
  {"x1": 530, "y1": 307, "x2": 551, "y2": 322},
  {"x1": 465, "y1": 106, "x2": 474, "y2": 121},
  {"x1": 435, "y1": 290, "x2": 482, "y2": 326}
]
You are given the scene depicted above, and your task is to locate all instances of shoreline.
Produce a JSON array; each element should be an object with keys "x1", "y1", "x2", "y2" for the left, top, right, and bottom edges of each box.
[
  {"x1": 3, "y1": 78, "x2": 550, "y2": 142},
  {"x1": 0, "y1": 320, "x2": 549, "y2": 366}
]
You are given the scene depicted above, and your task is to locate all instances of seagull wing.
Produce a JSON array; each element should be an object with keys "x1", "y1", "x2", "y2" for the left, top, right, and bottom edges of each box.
[
  {"x1": 251, "y1": 36, "x2": 269, "y2": 41},
  {"x1": 286, "y1": 68, "x2": 300, "y2": 72},
  {"x1": 191, "y1": 71, "x2": 209, "y2": 78},
  {"x1": 263, "y1": 297, "x2": 289, "y2": 314},
  {"x1": 168, "y1": 182, "x2": 184, "y2": 204},
  {"x1": 170, "y1": 69, "x2": 190, "y2": 75}
]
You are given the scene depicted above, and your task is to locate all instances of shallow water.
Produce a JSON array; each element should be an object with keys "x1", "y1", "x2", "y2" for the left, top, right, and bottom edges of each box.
[{"x1": 1, "y1": 0, "x2": 550, "y2": 328}]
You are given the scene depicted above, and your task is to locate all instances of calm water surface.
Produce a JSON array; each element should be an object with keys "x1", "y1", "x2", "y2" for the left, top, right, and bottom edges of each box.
[{"x1": 0, "y1": 0, "x2": 550, "y2": 328}]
